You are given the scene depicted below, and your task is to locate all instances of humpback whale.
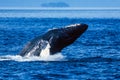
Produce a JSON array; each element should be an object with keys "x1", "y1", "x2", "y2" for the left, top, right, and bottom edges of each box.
[{"x1": 19, "y1": 24, "x2": 88, "y2": 57}]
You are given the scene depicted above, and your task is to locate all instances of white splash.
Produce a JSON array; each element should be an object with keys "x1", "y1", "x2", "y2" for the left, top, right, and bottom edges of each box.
[
  {"x1": 0, "y1": 42, "x2": 65, "y2": 62},
  {"x1": 0, "y1": 40, "x2": 66, "y2": 62},
  {"x1": 0, "y1": 53, "x2": 65, "y2": 62}
]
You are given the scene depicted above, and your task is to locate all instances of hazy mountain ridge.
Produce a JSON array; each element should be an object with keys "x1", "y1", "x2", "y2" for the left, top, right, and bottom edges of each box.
[{"x1": 41, "y1": 2, "x2": 70, "y2": 7}]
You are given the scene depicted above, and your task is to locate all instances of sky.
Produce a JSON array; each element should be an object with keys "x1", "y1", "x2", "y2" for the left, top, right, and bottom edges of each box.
[{"x1": 0, "y1": 0, "x2": 120, "y2": 9}]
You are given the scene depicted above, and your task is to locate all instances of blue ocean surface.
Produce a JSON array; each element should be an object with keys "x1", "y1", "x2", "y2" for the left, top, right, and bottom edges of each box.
[{"x1": 0, "y1": 9, "x2": 120, "y2": 80}]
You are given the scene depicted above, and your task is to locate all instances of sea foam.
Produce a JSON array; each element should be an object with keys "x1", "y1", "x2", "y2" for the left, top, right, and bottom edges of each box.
[{"x1": 0, "y1": 53, "x2": 65, "y2": 62}]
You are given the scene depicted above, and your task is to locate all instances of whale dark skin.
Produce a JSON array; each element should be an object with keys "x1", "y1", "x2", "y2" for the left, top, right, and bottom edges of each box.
[{"x1": 19, "y1": 24, "x2": 88, "y2": 57}]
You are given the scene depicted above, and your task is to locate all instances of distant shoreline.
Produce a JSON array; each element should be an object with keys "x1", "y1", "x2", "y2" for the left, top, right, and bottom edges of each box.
[{"x1": 0, "y1": 7, "x2": 120, "y2": 10}]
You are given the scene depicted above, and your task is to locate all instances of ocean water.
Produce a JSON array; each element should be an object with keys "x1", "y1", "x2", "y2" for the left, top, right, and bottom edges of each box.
[{"x1": 0, "y1": 9, "x2": 120, "y2": 80}]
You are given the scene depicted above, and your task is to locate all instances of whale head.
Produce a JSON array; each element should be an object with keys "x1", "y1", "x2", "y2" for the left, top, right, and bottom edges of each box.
[
  {"x1": 64, "y1": 24, "x2": 88, "y2": 37},
  {"x1": 49, "y1": 23, "x2": 88, "y2": 54}
]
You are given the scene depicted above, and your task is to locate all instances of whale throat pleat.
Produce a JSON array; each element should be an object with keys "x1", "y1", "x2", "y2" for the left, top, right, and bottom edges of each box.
[
  {"x1": 24, "y1": 40, "x2": 51, "y2": 57},
  {"x1": 40, "y1": 42, "x2": 50, "y2": 58}
]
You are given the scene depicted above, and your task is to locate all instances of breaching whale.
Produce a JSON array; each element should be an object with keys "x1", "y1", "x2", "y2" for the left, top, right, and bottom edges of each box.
[{"x1": 19, "y1": 24, "x2": 88, "y2": 57}]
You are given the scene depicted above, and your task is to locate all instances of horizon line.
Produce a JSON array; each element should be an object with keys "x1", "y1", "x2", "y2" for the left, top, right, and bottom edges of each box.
[{"x1": 0, "y1": 7, "x2": 120, "y2": 10}]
